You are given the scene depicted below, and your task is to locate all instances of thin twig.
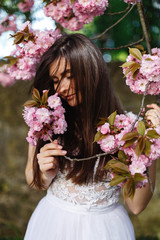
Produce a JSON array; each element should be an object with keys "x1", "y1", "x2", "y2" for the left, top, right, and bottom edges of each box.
[
  {"x1": 63, "y1": 147, "x2": 119, "y2": 162},
  {"x1": 100, "y1": 37, "x2": 144, "y2": 51},
  {"x1": 146, "y1": 167, "x2": 153, "y2": 193},
  {"x1": 91, "y1": 5, "x2": 134, "y2": 40},
  {"x1": 130, "y1": 82, "x2": 150, "y2": 132},
  {"x1": 105, "y1": 5, "x2": 130, "y2": 16}
]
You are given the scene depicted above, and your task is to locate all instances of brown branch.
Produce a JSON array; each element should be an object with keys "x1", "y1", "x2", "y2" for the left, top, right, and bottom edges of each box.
[
  {"x1": 130, "y1": 82, "x2": 150, "y2": 132},
  {"x1": 63, "y1": 147, "x2": 119, "y2": 162},
  {"x1": 137, "y1": 2, "x2": 151, "y2": 54},
  {"x1": 105, "y1": 4, "x2": 130, "y2": 16},
  {"x1": 100, "y1": 37, "x2": 144, "y2": 51},
  {"x1": 91, "y1": 5, "x2": 134, "y2": 40}
]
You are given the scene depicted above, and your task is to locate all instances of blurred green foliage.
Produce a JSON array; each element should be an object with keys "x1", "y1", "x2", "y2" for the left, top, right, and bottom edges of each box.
[
  {"x1": 1, "y1": 0, "x2": 160, "y2": 62},
  {"x1": 80, "y1": 0, "x2": 160, "y2": 61}
]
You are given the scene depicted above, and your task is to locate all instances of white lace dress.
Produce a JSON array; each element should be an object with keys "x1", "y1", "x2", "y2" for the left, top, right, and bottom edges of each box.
[{"x1": 24, "y1": 168, "x2": 135, "y2": 240}]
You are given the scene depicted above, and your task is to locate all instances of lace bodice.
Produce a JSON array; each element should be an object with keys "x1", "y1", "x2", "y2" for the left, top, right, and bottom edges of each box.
[{"x1": 48, "y1": 170, "x2": 120, "y2": 207}]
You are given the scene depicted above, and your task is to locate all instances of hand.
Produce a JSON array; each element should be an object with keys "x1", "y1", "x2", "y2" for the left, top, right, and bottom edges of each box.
[
  {"x1": 37, "y1": 139, "x2": 67, "y2": 185},
  {"x1": 145, "y1": 104, "x2": 160, "y2": 127}
]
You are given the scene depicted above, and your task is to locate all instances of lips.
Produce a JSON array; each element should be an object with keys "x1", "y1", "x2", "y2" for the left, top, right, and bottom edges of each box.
[{"x1": 66, "y1": 93, "x2": 76, "y2": 101}]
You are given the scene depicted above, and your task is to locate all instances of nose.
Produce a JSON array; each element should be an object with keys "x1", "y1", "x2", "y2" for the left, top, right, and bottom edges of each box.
[{"x1": 56, "y1": 78, "x2": 70, "y2": 95}]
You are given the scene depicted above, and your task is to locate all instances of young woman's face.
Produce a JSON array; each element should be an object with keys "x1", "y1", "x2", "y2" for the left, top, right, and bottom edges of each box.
[{"x1": 50, "y1": 58, "x2": 80, "y2": 107}]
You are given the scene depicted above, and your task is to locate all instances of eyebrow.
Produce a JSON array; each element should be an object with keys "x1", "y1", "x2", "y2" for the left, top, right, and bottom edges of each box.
[{"x1": 51, "y1": 69, "x2": 71, "y2": 79}]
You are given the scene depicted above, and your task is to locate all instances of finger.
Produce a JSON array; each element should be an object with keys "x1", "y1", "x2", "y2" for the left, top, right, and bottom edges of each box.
[
  {"x1": 40, "y1": 142, "x2": 62, "y2": 153},
  {"x1": 39, "y1": 149, "x2": 67, "y2": 158},
  {"x1": 146, "y1": 109, "x2": 160, "y2": 118},
  {"x1": 146, "y1": 116, "x2": 160, "y2": 126},
  {"x1": 37, "y1": 156, "x2": 55, "y2": 164},
  {"x1": 38, "y1": 157, "x2": 59, "y2": 167},
  {"x1": 39, "y1": 163, "x2": 57, "y2": 173},
  {"x1": 147, "y1": 104, "x2": 160, "y2": 111}
]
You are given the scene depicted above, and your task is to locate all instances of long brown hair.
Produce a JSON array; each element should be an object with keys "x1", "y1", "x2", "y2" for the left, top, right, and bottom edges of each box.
[{"x1": 32, "y1": 33, "x2": 124, "y2": 189}]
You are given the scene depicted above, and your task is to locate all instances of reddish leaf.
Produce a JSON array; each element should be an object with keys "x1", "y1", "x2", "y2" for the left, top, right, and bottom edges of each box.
[
  {"x1": 135, "y1": 137, "x2": 146, "y2": 157},
  {"x1": 32, "y1": 88, "x2": 41, "y2": 101},
  {"x1": 24, "y1": 100, "x2": 38, "y2": 107}
]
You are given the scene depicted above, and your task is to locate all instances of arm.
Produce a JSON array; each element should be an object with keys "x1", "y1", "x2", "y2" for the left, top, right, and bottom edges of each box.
[
  {"x1": 25, "y1": 140, "x2": 67, "y2": 190},
  {"x1": 125, "y1": 103, "x2": 159, "y2": 215},
  {"x1": 125, "y1": 160, "x2": 156, "y2": 215}
]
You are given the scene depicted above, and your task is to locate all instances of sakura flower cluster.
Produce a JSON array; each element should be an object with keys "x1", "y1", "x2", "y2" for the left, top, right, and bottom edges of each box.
[
  {"x1": 43, "y1": 0, "x2": 109, "y2": 31},
  {"x1": 23, "y1": 92, "x2": 67, "y2": 146},
  {"x1": 123, "y1": 0, "x2": 141, "y2": 4},
  {"x1": 0, "y1": 15, "x2": 17, "y2": 36},
  {"x1": 122, "y1": 47, "x2": 160, "y2": 95},
  {"x1": 18, "y1": 0, "x2": 34, "y2": 12},
  {"x1": 97, "y1": 112, "x2": 136, "y2": 153},
  {"x1": 2, "y1": 21, "x2": 61, "y2": 86},
  {"x1": 95, "y1": 111, "x2": 160, "y2": 193}
]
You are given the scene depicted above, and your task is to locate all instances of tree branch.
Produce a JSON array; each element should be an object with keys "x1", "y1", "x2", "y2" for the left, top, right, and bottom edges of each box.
[
  {"x1": 91, "y1": 5, "x2": 134, "y2": 40},
  {"x1": 137, "y1": 2, "x2": 151, "y2": 54},
  {"x1": 100, "y1": 37, "x2": 144, "y2": 51},
  {"x1": 105, "y1": 4, "x2": 130, "y2": 16}
]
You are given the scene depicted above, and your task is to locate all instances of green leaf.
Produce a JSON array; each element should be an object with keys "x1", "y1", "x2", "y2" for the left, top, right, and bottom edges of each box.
[
  {"x1": 124, "y1": 137, "x2": 138, "y2": 148},
  {"x1": 144, "y1": 140, "x2": 151, "y2": 156},
  {"x1": 133, "y1": 69, "x2": 139, "y2": 80},
  {"x1": 133, "y1": 173, "x2": 146, "y2": 183},
  {"x1": 110, "y1": 174, "x2": 126, "y2": 186},
  {"x1": 120, "y1": 61, "x2": 135, "y2": 68},
  {"x1": 0, "y1": 59, "x2": 8, "y2": 67},
  {"x1": 108, "y1": 111, "x2": 117, "y2": 126},
  {"x1": 121, "y1": 132, "x2": 139, "y2": 141},
  {"x1": 93, "y1": 131, "x2": 107, "y2": 143},
  {"x1": 124, "y1": 67, "x2": 131, "y2": 76},
  {"x1": 135, "y1": 137, "x2": 146, "y2": 157},
  {"x1": 146, "y1": 130, "x2": 160, "y2": 139},
  {"x1": 137, "y1": 121, "x2": 146, "y2": 136},
  {"x1": 129, "y1": 47, "x2": 142, "y2": 60},
  {"x1": 104, "y1": 159, "x2": 130, "y2": 174},
  {"x1": 118, "y1": 150, "x2": 128, "y2": 162},
  {"x1": 130, "y1": 63, "x2": 140, "y2": 75},
  {"x1": 134, "y1": 44, "x2": 144, "y2": 51},
  {"x1": 96, "y1": 118, "x2": 108, "y2": 126},
  {"x1": 123, "y1": 178, "x2": 136, "y2": 200},
  {"x1": 145, "y1": 58, "x2": 153, "y2": 61}
]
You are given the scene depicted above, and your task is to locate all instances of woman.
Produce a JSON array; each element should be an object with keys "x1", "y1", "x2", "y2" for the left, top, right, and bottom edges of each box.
[{"x1": 24, "y1": 33, "x2": 158, "y2": 240}]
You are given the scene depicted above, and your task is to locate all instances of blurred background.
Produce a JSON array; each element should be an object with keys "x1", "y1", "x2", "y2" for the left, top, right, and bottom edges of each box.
[{"x1": 0, "y1": 0, "x2": 160, "y2": 239}]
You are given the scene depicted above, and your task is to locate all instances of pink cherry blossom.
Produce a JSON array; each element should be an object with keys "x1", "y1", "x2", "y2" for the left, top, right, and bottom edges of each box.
[
  {"x1": 3, "y1": 22, "x2": 61, "y2": 86},
  {"x1": 23, "y1": 93, "x2": 67, "y2": 145},
  {"x1": 0, "y1": 15, "x2": 17, "y2": 36},
  {"x1": 129, "y1": 161, "x2": 146, "y2": 175},
  {"x1": 43, "y1": 0, "x2": 108, "y2": 31},
  {"x1": 48, "y1": 93, "x2": 62, "y2": 109},
  {"x1": 123, "y1": 0, "x2": 141, "y2": 4},
  {"x1": 18, "y1": 0, "x2": 34, "y2": 12},
  {"x1": 123, "y1": 48, "x2": 160, "y2": 95},
  {"x1": 100, "y1": 122, "x2": 110, "y2": 135}
]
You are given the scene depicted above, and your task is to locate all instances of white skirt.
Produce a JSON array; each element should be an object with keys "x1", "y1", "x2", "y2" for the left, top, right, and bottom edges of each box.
[{"x1": 24, "y1": 192, "x2": 135, "y2": 240}]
